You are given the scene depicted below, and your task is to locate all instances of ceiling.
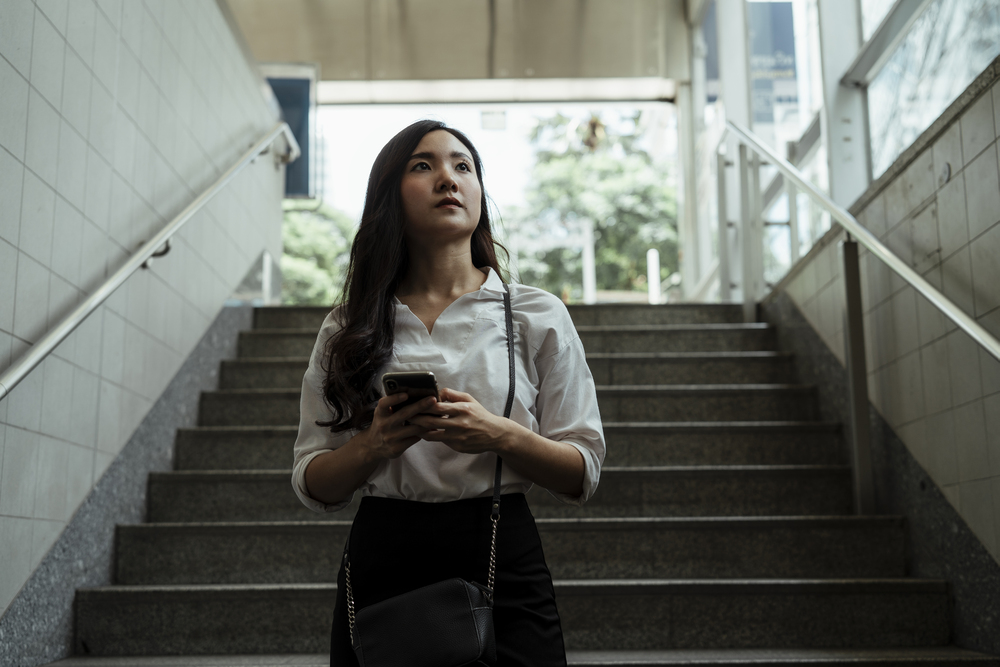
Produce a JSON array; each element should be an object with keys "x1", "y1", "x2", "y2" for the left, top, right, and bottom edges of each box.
[{"x1": 225, "y1": 0, "x2": 691, "y2": 83}]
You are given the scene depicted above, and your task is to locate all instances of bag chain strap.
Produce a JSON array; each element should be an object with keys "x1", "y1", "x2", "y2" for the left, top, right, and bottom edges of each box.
[{"x1": 344, "y1": 282, "x2": 516, "y2": 639}]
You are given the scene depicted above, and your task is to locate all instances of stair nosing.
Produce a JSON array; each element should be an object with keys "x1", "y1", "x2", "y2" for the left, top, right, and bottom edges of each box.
[
  {"x1": 576, "y1": 324, "x2": 772, "y2": 332},
  {"x1": 119, "y1": 515, "x2": 906, "y2": 533},
  {"x1": 595, "y1": 384, "x2": 816, "y2": 393},
  {"x1": 602, "y1": 421, "x2": 841, "y2": 431},
  {"x1": 78, "y1": 578, "x2": 950, "y2": 596},
  {"x1": 586, "y1": 352, "x2": 792, "y2": 360}
]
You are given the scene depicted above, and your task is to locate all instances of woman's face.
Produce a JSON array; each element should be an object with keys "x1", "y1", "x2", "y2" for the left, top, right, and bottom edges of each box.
[{"x1": 399, "y1": 130, "x2": 483, "y2": 245}]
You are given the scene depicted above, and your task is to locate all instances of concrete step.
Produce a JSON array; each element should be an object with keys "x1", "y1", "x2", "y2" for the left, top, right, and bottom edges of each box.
[
  {"x1": 247, "y1": 304, "x2": 747, "y2": 332},
  {"x1": 596, "y1": 385, "x2": 819, "y2": 422},
  {"x1": 577, "y1": 324, "x2": 776, "y2": 353},
  {"x1": 146, "y1": 466, "x2": 853, "y2": 523},
  {"x1": 562, "y1": 648, "x2": 1000, "y2": 666},
  {"x1": 115, "y1": 516, "x2": 906, "y2": 585},
  {"x1": 253, "y1": 306, "x2": 330, "y2": 331},
  {"x1": 197, "y1": 390, "x2": 300, "y2": 427},
  {"x1": 73, "y1": 579, "x2": 949, "y2": 655},
  {"x1": 567, "y1": 304, "x2": 744, "y2": 326},
  {"x1": 602, "y1": 422, "x2": 844, "y2": 466},
  {"x1": 237, "y1": 324, "x2": 778, "y2": 358},
  {"x1": 174, "y1": 427, "x2": 298, "y2": 471},
  {"x1": 219, "y1": 358, "x2": 309, "y2": 390},
  {"x1": 43, "y1": 647, "x2": 1000, "y2": 666},
  {"x1": 196, "y1": 385, "x2": 820, "y2": 427},
  {"x1": 172, "y1": 422, "x2": 845, "y2": 471},
  {"x1": 587, "y1": 352, "x2": 796, "y2": 385},
  {"x1": 219, "y1": 352, "x2": 797, "y2": 390}
]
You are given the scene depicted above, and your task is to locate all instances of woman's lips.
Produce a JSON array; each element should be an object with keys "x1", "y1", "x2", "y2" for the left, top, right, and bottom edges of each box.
[{"x1": 436, "y1": 197, "x2": 461, "y2": 207}]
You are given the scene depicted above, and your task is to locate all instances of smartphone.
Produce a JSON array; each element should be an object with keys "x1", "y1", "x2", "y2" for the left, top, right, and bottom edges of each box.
[{"x1": 381, "y1": 371, "x2": 439, "y2": 410}]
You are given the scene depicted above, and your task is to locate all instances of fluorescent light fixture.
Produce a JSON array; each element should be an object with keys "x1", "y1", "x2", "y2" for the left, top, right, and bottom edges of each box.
[{"x1": 317, "y1": 78, "x2": 678, "y2": 105}]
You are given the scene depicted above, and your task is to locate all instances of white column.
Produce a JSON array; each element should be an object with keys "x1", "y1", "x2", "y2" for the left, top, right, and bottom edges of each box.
[
  {"x1": 817, "y1": 0, "x2": 869, "y2": 207},
  {"x1": 715, "y1": 0, "x2": 753, "y2": 305},
  {"x1": 582, "y1": 218, "x2": 596, "y2": 304},
  {"x1": 262, "y1": 250, "x2": 273, "y2": 305},
  {"x1": 676, "y1": 81, "x2": 699, "y2": 299},
  {"x1": 647, "y1": 249, "x2": 661, "y2": 304}
]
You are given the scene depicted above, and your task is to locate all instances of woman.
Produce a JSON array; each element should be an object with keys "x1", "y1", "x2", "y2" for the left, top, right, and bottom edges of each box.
[{"x1": 292, "y1": 119, "x2": 605, "y2": 666}]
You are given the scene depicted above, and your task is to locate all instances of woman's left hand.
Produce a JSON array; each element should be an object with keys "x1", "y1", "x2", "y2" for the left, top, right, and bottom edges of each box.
[{"x1": 408, "y1": 387, "x2": 511, "y2": 454}]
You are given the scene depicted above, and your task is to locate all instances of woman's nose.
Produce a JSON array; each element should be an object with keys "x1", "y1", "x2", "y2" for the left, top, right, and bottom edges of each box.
[{"x1": 437, "y1": 173, "x2": 458, "y2": 191}]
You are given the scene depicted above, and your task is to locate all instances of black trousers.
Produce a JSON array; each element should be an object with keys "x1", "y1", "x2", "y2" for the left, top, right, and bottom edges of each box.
[{"x1": 331, "y1": 493, "x2": 567, "y2": 666}]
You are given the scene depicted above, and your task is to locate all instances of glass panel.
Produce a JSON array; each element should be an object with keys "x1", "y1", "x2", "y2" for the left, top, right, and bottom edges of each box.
[
  {"x1": 763, "y1": 222, "x2": 792, "y2": 286},
  {"x1": 861, "y1": 0, "x2": 897, "y2": 40},
  {"x1": 747, "y1": 0, "x2": 825, "y2": 151},
  {"x1": 869, "y1": 0, "x2": 1000, "y2": 177}
]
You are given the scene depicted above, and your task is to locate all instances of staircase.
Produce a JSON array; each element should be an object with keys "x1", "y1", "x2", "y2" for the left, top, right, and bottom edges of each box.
[{"x1": 64, "y1": 303, "x2": 999, "y2": 665}]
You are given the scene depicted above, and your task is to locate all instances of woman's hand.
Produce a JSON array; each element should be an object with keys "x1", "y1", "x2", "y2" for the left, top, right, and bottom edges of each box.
[
  {"x1": 409, "y1": 387, "x2": 511, "y2": 454},
  {"x1": 360, "y1": 393, "x2": 439, "y2": 462}
]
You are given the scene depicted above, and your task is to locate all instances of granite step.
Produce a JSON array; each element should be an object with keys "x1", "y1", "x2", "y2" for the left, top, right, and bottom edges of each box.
[
  {"x1": 146, "y1": 466, "x2": 853, "y2": 523},
  {"x1": 595, "y1": 385, "x2": 819, "y2": 422},
  {"x1": 602, "y1": 422, "x2": 844, "y2": 466},
  {"x1": 248, "y1": 304, "x2": 746, "y2": 332},
  {"x1": 577, "y1": 324, "x2": 777, "y2": 353},
  {"x1": 42, "y1": 647, "x2": 1000, "y2": 667},
  {"x1": 219, "y1": 352, "x2": 797, "y2": 390},
  {"x1": 566, "y1": 303, "x2": 744, "y2": 326},
  {"x1": 73, "y1": 579, "x2": 950, "y2": 655},
  {"x1": 237, "y1": 324, "x2": 778, "y2": 358},
  {"x1": 174, "y1": 427, "x2": 299, "y2": 471},
  {"x1": 115, "y1": 516, "x2": 906, "y2": 585},
  {"x1": 587, "y1": 352, "x2": 796, "y2": 385},
  {"x1": 173, "y1": 421, "x2": 845, "y2": 471},
  {"x1": 196, "y1": 385, "x2": 820, "y2": 427}
]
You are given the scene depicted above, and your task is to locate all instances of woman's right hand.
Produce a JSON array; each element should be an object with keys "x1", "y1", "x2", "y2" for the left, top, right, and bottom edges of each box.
[{"x1": 360, "y1": 393, "x2": 438, "y2": 462}]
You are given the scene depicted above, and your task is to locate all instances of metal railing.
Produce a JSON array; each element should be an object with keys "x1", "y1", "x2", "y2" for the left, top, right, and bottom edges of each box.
[
  {"x1": 717, "y1": 119, "x2": 1000, "y2": 514},
  {"x1": 0, "y1": 122, "x2": 301, "y2": 402}
]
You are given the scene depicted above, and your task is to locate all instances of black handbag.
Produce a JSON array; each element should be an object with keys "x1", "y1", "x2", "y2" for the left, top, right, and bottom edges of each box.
[{"x1": 343, "y1": 282, "x2": 516, "y2": 667}]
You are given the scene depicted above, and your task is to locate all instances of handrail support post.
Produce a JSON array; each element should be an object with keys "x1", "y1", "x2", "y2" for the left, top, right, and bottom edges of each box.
[
  {"x1": 738, "y1": 144, "x2": 754, "y2": 322},
  {"x1": 716, "y1": 151, "x2": 732, "y2": 302},
  {"x1": 841, "y1": 238, "x2": 875, "y2": 515}
]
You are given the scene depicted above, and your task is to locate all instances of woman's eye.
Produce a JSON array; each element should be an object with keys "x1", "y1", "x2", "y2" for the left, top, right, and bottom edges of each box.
[
  {"x1": 412, "y1": 162, "x2": 430, "y2": 171},
  {"x1": 457, "y1": 162, "x2": 470, "y2": 171}
]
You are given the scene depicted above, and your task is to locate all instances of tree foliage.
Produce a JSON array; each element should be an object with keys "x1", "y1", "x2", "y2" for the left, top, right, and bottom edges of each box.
[
  {"x1": 511, "y1": 111, "x2": 678, "y2": 301},
  {"x1": 281, "y1": 200, "x2": 356, "y2": 306}
]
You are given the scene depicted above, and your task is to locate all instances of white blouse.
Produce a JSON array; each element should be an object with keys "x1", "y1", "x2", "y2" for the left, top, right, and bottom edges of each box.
[{"x1": 291, "y1": 268, "x2": 606, "y2": 513}]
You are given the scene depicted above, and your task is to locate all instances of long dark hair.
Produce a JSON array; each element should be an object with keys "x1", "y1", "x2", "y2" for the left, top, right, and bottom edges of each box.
[{"x1": 318, "y1": 120, "x2": 507, "y2": 432}]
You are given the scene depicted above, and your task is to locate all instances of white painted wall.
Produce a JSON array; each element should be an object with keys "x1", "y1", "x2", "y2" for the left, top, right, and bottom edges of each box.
[
  {"x1": 778, "y1": 80, "x2": 1000, "y2": 563},
  {"x1": 0, "y1": 0, "x2": 283, "y2": 614}
]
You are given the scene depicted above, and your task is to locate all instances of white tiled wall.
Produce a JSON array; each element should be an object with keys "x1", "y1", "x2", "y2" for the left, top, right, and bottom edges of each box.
[
  {"x1": 0, "y1": 0, "x2": 283, "y2": 614},
  {"x1": 782, "y1": 79, "x2": 1000, "y2": 565}
]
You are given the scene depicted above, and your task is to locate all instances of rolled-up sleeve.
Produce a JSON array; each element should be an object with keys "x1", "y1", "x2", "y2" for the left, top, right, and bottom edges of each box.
[
  {"x1": 533, "y1": 334, "x2": 605, "y2": 506},
  {"x1": 291, "y1": 315, "x2": 357, "y2": 513}
]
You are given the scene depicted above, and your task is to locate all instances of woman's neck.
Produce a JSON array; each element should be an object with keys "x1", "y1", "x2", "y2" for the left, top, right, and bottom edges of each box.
[{"x1": 396, "y1": 246, "x2": 487, "y2": 302}]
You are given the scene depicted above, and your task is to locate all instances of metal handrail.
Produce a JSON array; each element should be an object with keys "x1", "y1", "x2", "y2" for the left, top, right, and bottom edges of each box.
[
  {"x1": 723, "y1": 119, "x2": 1000, "y2": 363},
  {"x1": 0, "y1": 121, "x2": 301, "y2": 402}
]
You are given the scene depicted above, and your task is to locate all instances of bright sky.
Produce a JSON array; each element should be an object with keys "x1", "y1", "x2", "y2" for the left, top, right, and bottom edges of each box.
[{"x1": 315, "y1": 102, "x2": 678, "y2": 225}]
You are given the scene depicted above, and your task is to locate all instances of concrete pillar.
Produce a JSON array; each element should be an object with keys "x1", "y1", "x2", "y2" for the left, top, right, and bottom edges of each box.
[{"x1": 817, "y1": 0, "x2": 869, "y2": 207}]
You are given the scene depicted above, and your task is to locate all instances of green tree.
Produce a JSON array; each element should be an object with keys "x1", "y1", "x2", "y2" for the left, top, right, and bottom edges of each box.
[
  {"x1": 511, "y1": 111, "x2": 678, "y2": 301},
  {"x1": 281, "y1": 200, "x2": 356, "y2": 305}
]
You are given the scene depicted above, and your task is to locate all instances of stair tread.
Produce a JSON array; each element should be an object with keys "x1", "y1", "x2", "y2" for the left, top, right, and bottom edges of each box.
[
  {"x1": 79, "y1": 578, "x2": 949, "y2": 595},
  {"x1": 587, "y1": 352, "x2": 793, "y2": 359},
  {"x1": 151, "y1": 464, "x2": 852, "y2": 480},
  {"x1": 121, "y1": 515, "x2": 906, "y2": 531},
  {"x1": 177, "y1": 421, "x2": 841, "y2": 433},
  {"x1": 604, "y1": 421, "x2": 840, "y2": 429},
  {"x1": 43, "y1": 647, "x2": 1000, "y2": 667},
  {"x1": 597, "y1": 384, "x2": 814, "y2": 392},
  {"x1": 577, "y1": 324, "x2": 772, "y2": 332},
  {"x1": 43, "y1": 649, "x2": 1000, "y2": 667}
]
